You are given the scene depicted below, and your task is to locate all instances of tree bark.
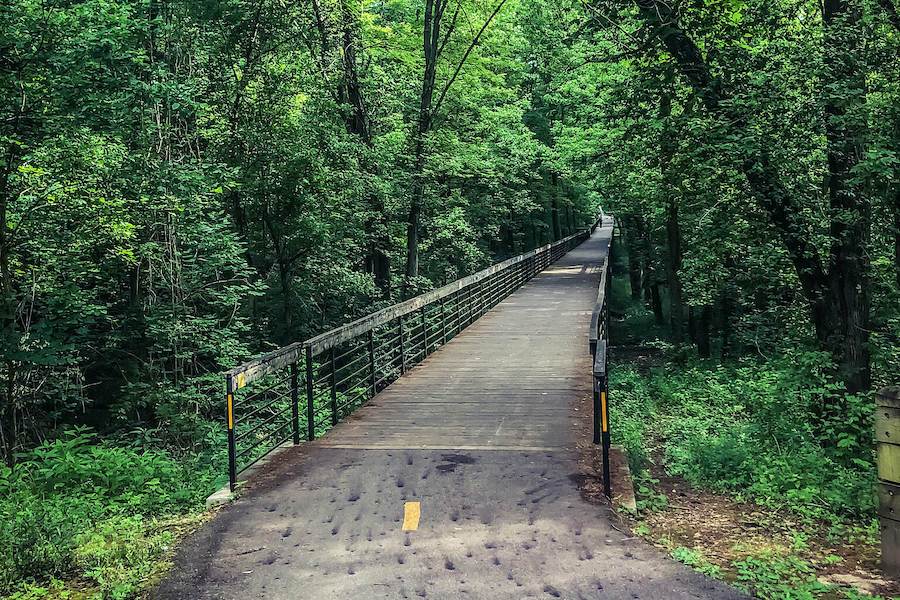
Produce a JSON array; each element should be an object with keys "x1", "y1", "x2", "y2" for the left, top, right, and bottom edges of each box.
[
  {"x1": 624, "y1": 223, "x2": 643, "y2": 300},
  {"x1": 821, "y1": 0, "x2": 870, "y2": 394},
  {"x1": 405, "y1": 0, "x2": 445, "y2": 283},
  {"x1": 697, "y1": 306, "x2": 712, "y2": 358},
  {"x1": 659, "y1": 85, "x2": 684, "y2": 342}
]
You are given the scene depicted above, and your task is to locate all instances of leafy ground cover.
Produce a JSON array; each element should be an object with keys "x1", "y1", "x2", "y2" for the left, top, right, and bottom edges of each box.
[
  {"x1": 605, "y1": 278, "x2": 898, "y2": 599},
  {"x1": 0, "y1": 429, "x2": 220, "y2": 600}
]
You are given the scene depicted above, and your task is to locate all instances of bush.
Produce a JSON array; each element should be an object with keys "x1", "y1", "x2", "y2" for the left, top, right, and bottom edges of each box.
[
  {"x1": 610, "y1": 351, "x2": 878, "y2": 521},
  {"x1": 0, "y1": 428, "x2": 216, "y2": 596}
]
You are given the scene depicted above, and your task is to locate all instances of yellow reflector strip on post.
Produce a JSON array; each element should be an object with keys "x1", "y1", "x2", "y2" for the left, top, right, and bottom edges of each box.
[
  {"x1": 601, "y1": 391, "x2": 608, "y2": 432},
  {"x1": 237, "y1": 373, "x2": 245, "y2": 389},
  {"x1": 402, "y1": 502, "x2": 420, "y2": 531},
  {"x1": 227, "y1": 394, "x2": 234, "y2": 429}
]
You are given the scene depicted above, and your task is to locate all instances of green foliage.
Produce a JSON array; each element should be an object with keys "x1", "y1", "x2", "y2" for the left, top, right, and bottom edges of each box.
[
  {"x1": 73, "y1": 516, "x2": 177, "y2": 600},
  {"x1": 2, "y1": 0, "x2": 899, "y2": 596},
  {"x1": 0, "y1": 430, "x2": 212, "y2": 596},
  {"x1": 670, "y1": 547, "x2": 722, "y2": 578},
  {"x1": 612, "y1": 356, "x2": 877, "y2": 520}
]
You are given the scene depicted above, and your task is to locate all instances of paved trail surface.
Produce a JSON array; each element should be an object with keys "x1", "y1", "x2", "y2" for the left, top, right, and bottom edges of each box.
[{"x1": 154, "y1": 225, "x2": 748, "y2": 600}]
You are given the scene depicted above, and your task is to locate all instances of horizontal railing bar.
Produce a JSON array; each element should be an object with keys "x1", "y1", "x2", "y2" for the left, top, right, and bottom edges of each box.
[
  {"x1": 334, "y1": 361, "x2": 371, "y2": 390},
  {"x1": 238, "y1": 370, "x2": 294, "y2": 404},
  {"x1": 334, "y1": 350, "x2": 369, "y2": 375},
  {"x1": 234, "y1": 430, "x2": 295, "y2": 472},
  {"x1": 235, "y1": 407, "x2": 293, "y2": 443},
  {"x1": 589, "y1": 264, "x2": 609, "y2": 345},
  {"x1": 333, "y1": 340, "x2": 368, "y2": 363},
  {"x1": 237, "y1": 388, "x2": 292, "y2": 423},
  {"x1": 235, "y1": 420, "x2": 294, "y2": 460}
]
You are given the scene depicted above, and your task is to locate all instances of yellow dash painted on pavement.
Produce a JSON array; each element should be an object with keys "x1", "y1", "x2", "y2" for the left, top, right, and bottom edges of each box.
[{"x1": 402, "y1": 502, "x2": 420, "y2": 531}]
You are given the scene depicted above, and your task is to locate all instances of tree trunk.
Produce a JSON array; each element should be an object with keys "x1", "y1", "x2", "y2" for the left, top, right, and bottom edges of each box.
[
  {"x1": 405, "y1": 0, "x2": 444, "y2": 284},
  {"x1": 625, "y1": 225, "x2": 642, "y2": 300},
  {"x1": 719, "y1": 291, "x2": 732, "y2": 359},
  {"x1": 665, "y1": 201, "x2": 684, "y2": 342},
  {"x1": 650, "y1": 279, "x2": 664, "y2": 326},
  {"x1": 336, "y1": 0, "x2": 393, "y2": 297},
  {"x1": 697, "y1": 306, "x2": 712, "y2": 358},
  {"x1": 659, "y1": 85, "x2": 684, "y2": 342},
  {"x1": 821, "y1": 0, "x2": 870, "y2": 394},
  {"x1": 688, "y1": 306, "x2": 697, "y2": 345},
  {"x1": 551, "y1": 178, "x2": 562, "y2": 241}
]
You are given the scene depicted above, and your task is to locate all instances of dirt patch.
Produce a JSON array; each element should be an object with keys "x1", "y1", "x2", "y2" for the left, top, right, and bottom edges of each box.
[{"x1": 631, "y1": 465, "x2": 899, "y2": 599}]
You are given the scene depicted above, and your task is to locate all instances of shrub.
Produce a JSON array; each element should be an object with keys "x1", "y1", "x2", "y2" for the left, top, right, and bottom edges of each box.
[
  {"x1": 0, "y1": 428, "x2": 216, "y2": 595},
  {"x1": 609, "y1": 352, "x2": 878, "y2": 521}
]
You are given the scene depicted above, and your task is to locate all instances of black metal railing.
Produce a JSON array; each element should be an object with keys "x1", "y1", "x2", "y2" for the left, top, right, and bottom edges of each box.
[
  {"x1": 223, "y1": 222, "x2": 599, "y2": 491},
  {"x1": 590, "y1": 216, "x2": 615, "y2": 497}
]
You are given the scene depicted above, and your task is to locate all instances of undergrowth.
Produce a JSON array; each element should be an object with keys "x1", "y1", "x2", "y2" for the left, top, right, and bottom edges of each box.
[
  {"x1": 607, "y1": 270, "x2": 885, "y2": 599},
  {"x1": 611, "y1": 357, "x2": 877, "y2": 522},
  {"x1": 0, "y1": 428, "x2": 221, "y2": 599}
]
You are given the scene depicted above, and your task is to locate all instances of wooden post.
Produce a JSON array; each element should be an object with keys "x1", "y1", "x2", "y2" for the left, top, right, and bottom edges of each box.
[
  {"x1": 368, "y1": 329, "x2": 376, "y2": 396},
  {"x1": 398, "y1": 316, "x2": 406, "y2": 374},
  {"x1": 440, "y1": 298, "x2": 447, "y2": 345},
  {"x1": 421, "y1": 306, "x2": 428, "y2": 357},
  {"x1": 878, "y1": 387, "x2": 900, "y2": 577}
]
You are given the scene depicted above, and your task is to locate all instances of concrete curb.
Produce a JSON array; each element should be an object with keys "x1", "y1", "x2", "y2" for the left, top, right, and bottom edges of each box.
[
  {"x1": 610, "y1": 444, "x2": 637, "y2": 512},
  {"x1": 205, "y1": 442, "x2": 293, "y2": 508}
]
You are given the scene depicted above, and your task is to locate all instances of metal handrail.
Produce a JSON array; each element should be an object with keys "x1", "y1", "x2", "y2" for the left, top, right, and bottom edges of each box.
[
  {"x1": 222, "y1": 219, "x2": 601, "y2": 490},
  {"x1": 589, "y1": 216, "x2": 615, "y2": 498}
]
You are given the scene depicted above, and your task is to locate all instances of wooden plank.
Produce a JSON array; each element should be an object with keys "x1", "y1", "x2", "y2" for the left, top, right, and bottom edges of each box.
[
  {"x1": 878, "y1": 443, "x2": 900, "y2": 484},
  {"x1": 877, "y1": 406, "x2": 900, "y2": 446},
  {"x1": 879, "y1": 482, "x2": 900, "y2": 520},
  {"x1": 882, "y1": 516, "x2": 900, "y2": 578},
  {"x1": 594, "y1": 340, "x2": 607, "y2": 378},
  {"x1": 878, "y1": 387, "x2": 900, "y2": 409}
]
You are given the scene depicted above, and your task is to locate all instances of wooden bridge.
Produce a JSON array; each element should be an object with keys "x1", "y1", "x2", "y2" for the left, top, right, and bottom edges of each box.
[{"x1": 153, "y1": 220, "x2": 748, "y2": 600}]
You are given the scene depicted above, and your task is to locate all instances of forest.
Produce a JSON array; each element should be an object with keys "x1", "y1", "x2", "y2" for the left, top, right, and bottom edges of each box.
[{"x1": 1, "y1": 0, "x2": 899, "y2": 598}]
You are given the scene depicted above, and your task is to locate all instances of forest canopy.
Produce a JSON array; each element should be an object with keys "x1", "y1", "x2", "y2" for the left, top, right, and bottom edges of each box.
[{"x1": 0, "y1": 0, "x2": 899, "y2": 595}]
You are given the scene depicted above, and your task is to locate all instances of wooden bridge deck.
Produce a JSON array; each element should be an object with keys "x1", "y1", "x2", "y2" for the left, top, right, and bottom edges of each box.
[{"x1": 154, "y1": 224, "x2": 748, "y2": 600}]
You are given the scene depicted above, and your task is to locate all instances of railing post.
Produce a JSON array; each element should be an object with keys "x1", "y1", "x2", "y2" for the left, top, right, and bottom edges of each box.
[
  {"x1": 600, "y1": 372, "x2": 611, "y2": 498},
  {"x1": 421, "y1": 306, "x2": 428, "y2": 357},
  {"x1": 305, "y1": 346, "x2": 315, "y2": 441},
  {"x1": 329, "y1": 347, "x2": 338, "y2": 425},
  {"x1": 440, "y1": 298, "x2": 447, "y2": 345},
  {"x1": 368, "y1": 329, "x2": 376, "y2": 396},
  {"x1": 398, "y1": 316, "x2": 406, "y2": 374},
  {"x1": 593, "y1": 340, "x2": 611, "y2": 499},
  {"x1": 455, "y1": 289, "x2": 462, "y2": 334},
  {"x1": 226, "y1": 374, "x2": 237, "y2": 492},
  {"x1": 291, "y1": 363, "x2": 300, "y2": 445}
]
